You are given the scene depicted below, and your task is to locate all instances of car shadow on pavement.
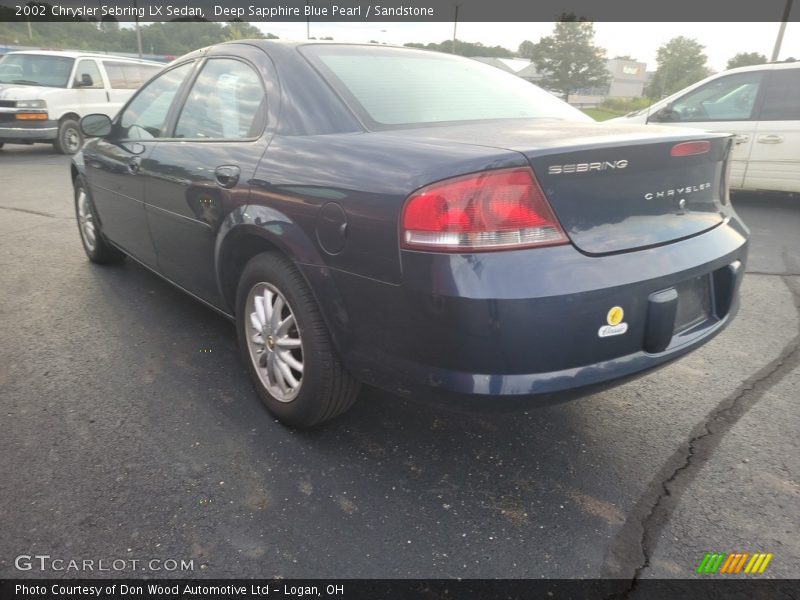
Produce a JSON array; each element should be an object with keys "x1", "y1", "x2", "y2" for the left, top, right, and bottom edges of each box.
[{"x1": 72, "y1": 254, "x2": 667, "y2": 578}]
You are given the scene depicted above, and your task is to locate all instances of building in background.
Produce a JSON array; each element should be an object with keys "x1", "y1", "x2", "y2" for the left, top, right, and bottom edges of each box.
[{"x1": 473, "y1": 56, "x2": 648, "y2": 107}]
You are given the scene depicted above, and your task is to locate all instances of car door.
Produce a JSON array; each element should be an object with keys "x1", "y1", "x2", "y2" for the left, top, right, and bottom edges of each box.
[
  {"x1": 142, "y1": 52, "x2": 271, "y2": 308},
  {"x1": 743, "y1": 67, "x2": 800, "y2": 193},
  {"x1": 70, "y1": 59, "x2": 109, "y2": 117},
  {"x1": 648, "y1": 70, "x2": 765, "y2": 189},
  {"x1": 84, "y1": 61, "x2": 196, "y2": 267}
]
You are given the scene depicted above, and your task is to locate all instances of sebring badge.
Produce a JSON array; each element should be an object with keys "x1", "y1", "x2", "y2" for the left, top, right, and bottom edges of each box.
[{"x1": 548, "y1": 160, "x2": 628, "y2": 175}]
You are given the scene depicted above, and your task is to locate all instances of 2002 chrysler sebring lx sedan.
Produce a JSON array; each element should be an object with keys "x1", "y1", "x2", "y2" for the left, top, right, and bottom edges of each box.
[{"x1": 72, "y1": 41, "x2": 749, "y2": 427}]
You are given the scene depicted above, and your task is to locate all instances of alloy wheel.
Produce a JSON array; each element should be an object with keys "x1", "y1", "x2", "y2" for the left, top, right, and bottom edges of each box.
[
  {"x1": 245, "y1": 282, "x2": 304, "y2": 402},
  {"x1": 77, "y1": 188, "x2": 96, "y2": 252}
]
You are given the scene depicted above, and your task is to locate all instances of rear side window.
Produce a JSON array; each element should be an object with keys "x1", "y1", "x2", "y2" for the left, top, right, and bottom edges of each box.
[
  {"x1": 759, "y1": 69, "x2": 800, "y2": 121},
  {"x1": 301, "y1": 45, "x2": 588, "y2": 128},
  {"x1": 174, "y1": 58, "x2": 265, "y2": 139},
  {"x1": 103, "y1": 62, "x2": 125, "y2": 88},
  {"x1": 104, "y1": 61, "x2": 161, "y2": 89}
]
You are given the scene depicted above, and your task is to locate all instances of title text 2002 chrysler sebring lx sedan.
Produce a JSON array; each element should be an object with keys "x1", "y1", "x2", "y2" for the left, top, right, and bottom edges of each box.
[{"x1": 72, "y1": 42, "x2": 749, "y2": 427}]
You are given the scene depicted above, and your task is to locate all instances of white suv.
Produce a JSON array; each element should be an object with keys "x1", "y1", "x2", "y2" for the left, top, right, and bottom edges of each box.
[
  {"x1": 0, "y1": 50, "x2": 162, "y2": 154},
  {"x1": 609, "y1": 62, "x2": 800, "y2": 194}
]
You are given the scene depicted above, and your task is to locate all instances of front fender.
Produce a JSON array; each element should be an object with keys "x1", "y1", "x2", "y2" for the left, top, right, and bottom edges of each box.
[{"x1": 70, "y1": 150, "x2": 86, "y2": 180}]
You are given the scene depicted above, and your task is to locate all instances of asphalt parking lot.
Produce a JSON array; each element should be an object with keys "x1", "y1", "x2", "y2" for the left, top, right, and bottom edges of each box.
[{"x1": 1, "y1": 145, "x2": 798, "y2": 586}]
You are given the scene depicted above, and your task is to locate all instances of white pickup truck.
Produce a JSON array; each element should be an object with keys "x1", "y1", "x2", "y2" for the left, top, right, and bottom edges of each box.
[{"x1": 0, "y1": 50, "x2": 162, "y2": 154}]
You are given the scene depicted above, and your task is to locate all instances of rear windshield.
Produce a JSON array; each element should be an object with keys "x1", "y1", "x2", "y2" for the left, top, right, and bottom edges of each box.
[
  {"x1": 301, "y1": 45, "x2": 589, "y2": 129},
  {"x1": 0, "y1": 54, "x2": 75, "y2": 87}
]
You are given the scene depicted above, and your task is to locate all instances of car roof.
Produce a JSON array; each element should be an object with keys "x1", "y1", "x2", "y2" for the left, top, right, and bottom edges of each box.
[
  {"x1": 7, "y1": 50, "x2": 162, "y2": 65},
  {"x1": 721, "y1": 60, "x2": 799, "y2": 74},
  {"x1": 218, "y1": 39, "x2": 412, "y2": 52}
]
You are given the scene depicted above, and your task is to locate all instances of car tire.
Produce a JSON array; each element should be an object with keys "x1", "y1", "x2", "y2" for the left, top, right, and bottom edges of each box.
[
  {"x1": 74, "y1": 177, "x2": 126, "y2": 265},
  {"x1": 54, "y1": 118, "x2": 83, "y2": 155},
  {"x1": 236, "y1": 252, "x2": 360, "y2": 428},
  {"x1": 0, "y1": 143, "x2": 4, "y2": 150}
]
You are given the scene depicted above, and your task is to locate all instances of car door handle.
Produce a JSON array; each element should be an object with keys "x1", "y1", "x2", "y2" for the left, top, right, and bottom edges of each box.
[
  {"x1": 734, "y1": 134, "x2": 749, "y2": 145},
  {"x1": 214, "y1": 165, "x2": 240, "y2": 189},
  {"x1": 756, "y1": 135, "x2": 783, "y2": 144},
  {"x1": 128, "y1": 156, "x2": 142, "y2": 174}
]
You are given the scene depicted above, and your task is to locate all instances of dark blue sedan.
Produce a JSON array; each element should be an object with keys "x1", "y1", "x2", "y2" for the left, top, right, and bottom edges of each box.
[{"x1": 71, "y1": 41, "x2": 748, "y2": 427}]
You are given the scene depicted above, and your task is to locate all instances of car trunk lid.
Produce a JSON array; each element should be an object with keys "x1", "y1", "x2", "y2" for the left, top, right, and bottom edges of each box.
[
  {"x1": 528, "y1": 136, "x2": 730, "y2": 254},
  {"x1": 381, "y1": 121, "x2": 733, "y2": 255}
]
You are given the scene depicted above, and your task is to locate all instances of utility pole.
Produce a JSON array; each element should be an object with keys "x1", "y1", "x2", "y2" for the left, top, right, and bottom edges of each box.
[
  {"x1": 133, "y1": 0, "x2": 143, "y2": 58},
  {"x1": 771, "y1": 0, "x2": 794, "y2": 62},
  {"x1": 452, "y1": 4, "x2": 458, "y2": 54}
]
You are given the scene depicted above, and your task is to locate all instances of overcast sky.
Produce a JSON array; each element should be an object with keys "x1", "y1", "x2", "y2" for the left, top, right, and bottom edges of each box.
[{"x1": 255, "y1": 21, "x2": 800, "y2": 72}]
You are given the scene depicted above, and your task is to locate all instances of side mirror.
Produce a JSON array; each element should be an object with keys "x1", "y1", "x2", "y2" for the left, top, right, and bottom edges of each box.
[
  {"x1": 649, "y1": 106, "x2": 679, "y2": 123},
  {"x1": 77, "y1": 73, "x2": 94, "y2": 87},
  {"x1": 80, "y1": 113, "x2": 112, "y2": 138}
]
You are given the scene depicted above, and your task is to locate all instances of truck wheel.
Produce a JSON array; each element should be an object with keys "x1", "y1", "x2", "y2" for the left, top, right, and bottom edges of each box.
[{"x1": 54, "y1": 119, "x2": 83, "y2": 154}]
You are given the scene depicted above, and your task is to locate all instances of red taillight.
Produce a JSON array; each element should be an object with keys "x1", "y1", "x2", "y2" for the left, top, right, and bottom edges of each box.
[
  {"x1": 671, "y1": 140, "x2": 710, "y2": 157},
  {"x1": 401, "y1": 167, "x2": 568, "y2": 252}
]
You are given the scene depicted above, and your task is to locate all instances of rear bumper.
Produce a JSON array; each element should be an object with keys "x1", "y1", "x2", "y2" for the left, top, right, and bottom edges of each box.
[
  {"x1": 305, "y1": 214, "x2": 749, "y2": 404},
  {"x1": 0, "y1": 120, "x2": 58, "y2": 143}
]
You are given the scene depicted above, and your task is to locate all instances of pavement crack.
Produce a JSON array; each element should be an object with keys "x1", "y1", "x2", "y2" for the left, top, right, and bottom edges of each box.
[
  {"x1": 747, "y1": 270, "x2": 800, "y2": 277},
  {"x1": 602, "y1": 276, "x2": 800, "y2": 598},
  {"x1": 0, "y1": 205, "x2": 69, "y2": 219}
]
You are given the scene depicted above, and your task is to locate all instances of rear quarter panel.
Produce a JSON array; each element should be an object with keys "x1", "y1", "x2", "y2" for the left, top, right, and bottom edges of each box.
[{"x1": 249, "y1": 133, "x2": 527, "y2": 283}]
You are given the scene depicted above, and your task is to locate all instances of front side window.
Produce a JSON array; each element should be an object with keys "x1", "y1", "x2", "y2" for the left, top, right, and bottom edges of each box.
[
  {"x1": 301, "y1": 45, "x2": 589, "y2": 128},
  {"x1": 119, "y1": 62, "x2": 194, "y2": 140},
  {"x1": 74, "y1": 59, "x2": 103, "y2": 89},
  {"x1": 0, "y1": 54, "x2": 74, "y2": 87},
  {"x1": 174, "y1": 58, "x2": 266, "y2": 139},
  {"x1": 759, "y1": 69, "x2": 800, "y2": 121},
  {"x1": 668, "y1": 72, "x2": 763, "y2": 122}
]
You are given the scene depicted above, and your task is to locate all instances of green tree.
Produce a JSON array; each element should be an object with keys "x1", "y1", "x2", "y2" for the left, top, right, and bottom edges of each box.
[
  {"x1": 518, "y1": 40, "x2": 536, "y2": 60},
  {"x1": 646, "y1": 36, "x2": 710, "y2": 99},
  {"x1": 612, "y1": 55, "x2": 636, "y2": 61},
  {"x1": 0, "y1": 20, "x2": 277, "y2": 57},
  {"x1": 529, "y1": 19, "x2": 610, "y2": 98},
  {"x1": 99, "y1": 19, "x2": 120, "y2": 34},
  {"x1": 404, "y1": 39, "x2": 513, "y2": 58},
  {"x1": 726, "y1": 52, "x2": 767, "y2": 70},
  {"x1": 223, "y1": 22, "x2": 268, "y2": 41}
]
